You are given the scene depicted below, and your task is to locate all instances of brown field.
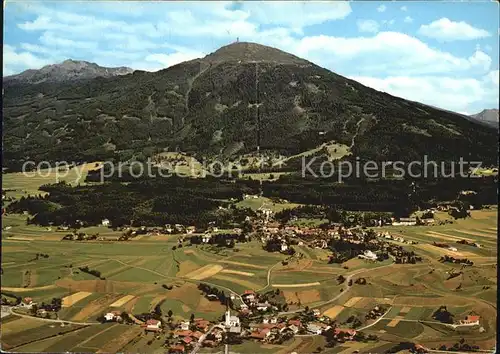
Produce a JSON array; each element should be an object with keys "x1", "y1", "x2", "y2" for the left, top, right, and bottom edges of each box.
[
  {"x1": 469, "y1": 210, "x2": 497, "y2": 219},
  {"x1": 219, "y1": 269, "x2": 255, "y2": 277},
  {"x1": 1, "y1": 317, "x2": 46, "y2": 335},
  {"x1": 7, "y1": 237, "x2": 35, "y2": 241},
  {"x1": 71, "y1": 294, "x2": 122, "y2": 321},
  {"x1": 342, "y1": 258, "x2": 365, "y2": 268},
  {"x1": 183, "y1": 249, "x2": 195, "y2": 254},
  {"x1": 452, "y1": 229, "x2": 497, "y2": 238},
  {"x1": 278, "y1": 259, "x2": 313, "y2": 272},
  {"x1": 400, "y1": 306, "x2": 412, "y2": 314},
  {"x1": 2, "y1": 246, "x2": 30, "y2": 252},
  {"x1": 96, "y1": 326, "x2": 142, "y2": 353},
  {"x1": 176, "y1": 260, "x2": 200, "y2": 277},
  {"x1": 343, "y1": 297, "x2": 362, "y2": 307},
  {"x1": 110, "y1": 295, "x2": 136, "y2": 308},
  {"x1": 184, "y1": 264, "x2": 223, "y2": 280},
  {"x1": 387, "y1": 316, "x2": 404, "y2": 327},
  {"x1": 62, "y1": 291, "x2": 93, "y2": 307},
  {"x1": 164, "y1": 283, "x2": 199, "y2": 302},
  {"x1": 55, "y1": 278, "x2": 155, "y2": 294},
  {"x1": 196, "y1": 297, "x2": 225, "y2": 313},
  {"x1": 216, "y1": 260, "x2": 268, "y2": 269},
  {"x1": 394, "y1": 296, "x2": 472, "y2": 307},
  {"x1": 323, "y1": 305, "x2": 345, "y2": 319},
  {"x1": 283, "y1": 289, "x2": 322, "y2": 305},
  {"x1": 1, "y1": 284, "x2": 57, "y2": 292},
  {"x1": 211, "y1": 274, "x2": 262, "y2": 290},
  {"x1": 425, "y1": 231, "x2": 474, "y2": 242},
  {"x1": 415, "y1": 243, "x2": 477, "y2": 258},
  {"x1": 272, "y1": 282, "x2": 321, "y2": 288}
]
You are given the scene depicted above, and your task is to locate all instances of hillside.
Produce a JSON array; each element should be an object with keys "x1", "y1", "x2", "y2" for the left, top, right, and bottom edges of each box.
[
  {"x1": 470, "y1": 109, "x2": 499, "y2": 128},
  {"x1": 3, "y1": 59, "x2": 134, "y2": 84},
  {"x1": 3, "y1": 42, "x2": 498, "y2": 169}
]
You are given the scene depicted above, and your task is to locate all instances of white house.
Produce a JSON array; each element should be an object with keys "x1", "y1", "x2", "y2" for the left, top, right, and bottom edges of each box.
[
  {"x1": 20, "y1": 297, "x2": 36, "y2": 310},
  {"x1": 448, "y1": 247, "x2": 458, "y2": 252},
  {"x1": 101, "y1": 218, "x2": 110, "y2": 227},
  {"x1": 281, "y1": 243, "x2": 288, "y2": 252},
  {"x1": 313, "y1": 309, "x2": 321, "y2": 317},
  {"x1": 202, "y1": 234, "x2": 212, "y2": 243},
  {"x1": 358, "y1": 250, "x2": 378, "y2": 261},
  {"x1": 104, "y1": 311, "x2": 122, "y2": 322},
  {"x1": 180, "y1": 321, "x2": 190, "y2": 330}
]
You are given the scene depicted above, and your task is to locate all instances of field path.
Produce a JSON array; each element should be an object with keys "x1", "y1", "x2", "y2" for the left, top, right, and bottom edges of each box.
[{"x1": 7, "y1": 306, "x2": 99, "y2": 325}]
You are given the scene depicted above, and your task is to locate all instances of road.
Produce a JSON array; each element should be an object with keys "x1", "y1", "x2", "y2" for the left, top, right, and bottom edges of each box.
[
  {"x1": 356, "y1": 306, "x2": 393, "y2": 331},
  {"x1": 6, "y1": 306, "x2": 99, "y2": 326},
  {"x1": 190, "y1": 324, "x2": 225, "y2": 354}
]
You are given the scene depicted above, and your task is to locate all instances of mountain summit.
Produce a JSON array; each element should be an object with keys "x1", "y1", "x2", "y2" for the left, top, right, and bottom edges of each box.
[
  {"x1": 4, "y1": 59, "x2": 134, "y2": 84},
  {"x1": 202, "y1": 41, "x2": 309, "y2": 65},
  {"x1": 470, "y1": 109, "x2": 499, "y2": 128},
  {"x1": 2, "y1": 42, "x2": 498, "y2": 168}
]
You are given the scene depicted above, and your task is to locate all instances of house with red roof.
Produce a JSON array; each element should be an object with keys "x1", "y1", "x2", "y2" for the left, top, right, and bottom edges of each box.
[
  {"x1": 144, "y1": 319, "x2": 162, "y2": 332},
  {"x1": 334, "y1": 328, "x2": 357, "y2": 340},
  {"x1": 168, "y1": 344, "x2": 185, "y2": 353},
  {"x1": 458, "y1": 315, "x2": 480, "y2": 326}
]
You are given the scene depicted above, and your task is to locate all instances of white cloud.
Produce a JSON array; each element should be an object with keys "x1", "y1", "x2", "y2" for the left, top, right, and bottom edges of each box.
[
  {"x1": 349, "y1": 75, "x2": 495, "y2": 113},
  {"x1": 377, "y1": 5, "x2": 386, "y2": 13},
  {"x1": 145, "y1": 51, "x2": 204, "y2": 69},
  {"x1": 3, "y1": 44, "x2": 51, "y2": 75},
  {"x1": 404, "y1": 16, "x2": 413, "y2": 24},
  {"x1": 357, "y1": 20, "x2": 379, "y2": 33},
  {"x1": 401, "y1": 6, "x2": 408, "y2": 12},
  {"x1": 39, "y1": 32, "x2": 98, "y2": 50},
  {"x1": 293, "y1": 32, "x2": 492, "y2": 76},
  {"x1": 418, "y1": 18, "x2": 491, "y2": 41},
  {"x1": 382, "y1": 19, "x2": 395, "y2": 26}
]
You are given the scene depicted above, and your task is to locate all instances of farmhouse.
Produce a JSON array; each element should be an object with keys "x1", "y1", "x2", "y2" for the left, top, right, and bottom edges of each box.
[
  {"x1": 334, "y1": 328, "x2": 357, "y2": 340},
  {"x1": 458, "y1": 315, "x2": 480, "y2": 326},
  {"x1": 104, "y1": 311, "x2": 122, "y2": 322},
  {"x1": 20, "y1": 297, "x2": 36, "y2": 309},
  {"x1": 307, "y1": 323, "x2": 330, "y2": 334},
  {"x1": 193, "y1": 318, "x2": 211, "y2": 332},
  {"x1": 101, "y1": 218, "x2": 110, "y2": 227},
  {"x1": 186, "y1": 226, "x2": 196, "y2": 234},
  {"x1": 144, "y1": 319, "x2": 162, "y2": 332}
]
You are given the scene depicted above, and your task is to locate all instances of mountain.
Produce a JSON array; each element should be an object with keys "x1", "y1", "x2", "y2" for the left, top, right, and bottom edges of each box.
[
  {"x1": 470, "y1": 109, "x2": 499, "y2": 128},
  {"x1": 4, "y1": 59, "x2": 134, "y2": 84},
  {"x1": 2, "y1": 42, "x2": 498, "y2": 170}
]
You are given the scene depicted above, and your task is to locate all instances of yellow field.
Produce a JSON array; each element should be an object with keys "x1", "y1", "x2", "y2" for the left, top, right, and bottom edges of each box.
[
  {"x1": 272, "y1": 282, "x2": 320, "y2": 288},
  {"x1": 62, "y1": 291, "x2": 93, "y2": 307},
  {"x1": 211, "y1": 274, "x2": 262, "y2": 290},
  {"x1": 2, "y1": 285, "x2": 58, "y2": 292},
  {"x1": 283, "y1": 290, "x2": 321, "y2": 305},
  {"x1": 387, "y1": 316, "x2": 403, "y2": 327},
  {"x1": 400, "y1": 306, "x2": 412, "y2": 314},
  {"x1": 343, "y1": 296, "x2": 362, "y2": 307},
  {"x1": 323, "y1": 305, "x2": 345, "y2": 319},
  {"x1": 184, "y1": 264, "x2": 223, "y2": 280},
  {"x1": 220, "y1": 269, "x2": 255, "y2": 277},
  {"x1": 110, "y1": 295, "x2": 136, "y2": 308},
  {"x1": 216, "y1": 260, "x2": 268, "y2": 269}
]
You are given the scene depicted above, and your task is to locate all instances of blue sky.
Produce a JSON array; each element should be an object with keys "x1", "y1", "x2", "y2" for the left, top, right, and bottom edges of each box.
[{"x1": 4, "y1": 1, "x2": 499, "y2": 114}]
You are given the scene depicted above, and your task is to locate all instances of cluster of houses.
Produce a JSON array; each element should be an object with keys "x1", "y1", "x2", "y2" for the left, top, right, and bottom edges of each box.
[{"x1": 378, "y1": 231, "x2": 418, "y2": 245}]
